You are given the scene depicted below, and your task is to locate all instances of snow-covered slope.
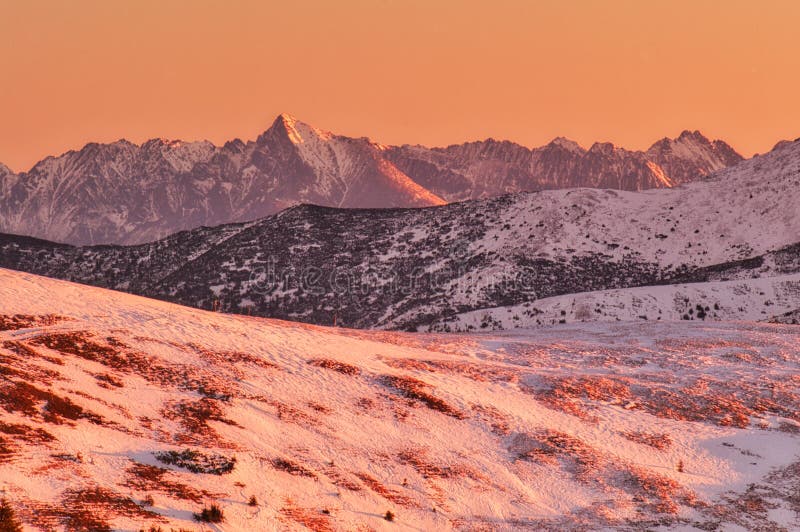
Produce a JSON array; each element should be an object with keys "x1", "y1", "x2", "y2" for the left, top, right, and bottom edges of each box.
[
  {"x1": 0, "y1": 116, "x2": 741, "y2": 246},
  {"x1": 1, "y1": 138, "x2": 797, "y2": 330},
  {"x1": 427, "y1": 273, "x2": 800, "y2": 331},
  {"x1": 769, "y1": 308, "x2": 800, "y2": 325},
  {"x1": 0, "y1": 268, "x2": 799, "y2": 531},
  {"x1": 384, "y1": 130, "x2": 742, "y2": 201}
]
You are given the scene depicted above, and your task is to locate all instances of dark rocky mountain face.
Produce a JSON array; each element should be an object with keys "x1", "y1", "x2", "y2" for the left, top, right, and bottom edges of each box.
[
  {"x1": 0, "y1": 138, "x2": 797, "y2": 332},
  {"x1": 0, "y1": 202, "x2": 668, "y2": 331},
  {"x1": 384, "y1": 130, "x2": 743, "y2": 201},
  {"x1": 0, "y1": 115, "x2": 742, "y2": 245},
  {"x1": 0, "y1": 202, "x2": 797, "y2": 332}
]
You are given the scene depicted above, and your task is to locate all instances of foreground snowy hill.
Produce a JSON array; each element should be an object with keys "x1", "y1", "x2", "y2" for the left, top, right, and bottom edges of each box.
[
  {"x1": 0, "y1": 115, "x2": 740, "y2": 246},
  {"x1": 0, "y1": 138, "x2": 798, "y2": 330},
  {"x1": 0, "y1": 269, "x2": 799, "y2": 531}
]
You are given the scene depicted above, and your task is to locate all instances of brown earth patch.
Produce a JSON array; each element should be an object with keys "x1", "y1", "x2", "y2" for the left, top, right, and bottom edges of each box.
[
  {"x1": 308, "y1": 358, "x2": 361, "y2": 375},
  {"x1": 123, "y1": 461, "x2": 213, "y2": 502},
  {"x1": 380, "y1": 375, "x2": 465, "y2": 419},
  {"x1": 280, "y1": 501, "x2": 335, "y2": 532}
]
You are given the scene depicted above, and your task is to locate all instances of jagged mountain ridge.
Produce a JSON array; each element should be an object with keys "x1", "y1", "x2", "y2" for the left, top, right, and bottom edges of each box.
[
  {"x1": 0, "y1": 115, "x2": 741, "y2": 245},
  {"x1": 0, "y1": 139, "x2": 797, "y2": 331},
  {"x1": 0, "y1": 114, "x2": 444, "y2": 246},
  {"x1": 383, "y1": 130, "x2": 743, "y2": 201}
]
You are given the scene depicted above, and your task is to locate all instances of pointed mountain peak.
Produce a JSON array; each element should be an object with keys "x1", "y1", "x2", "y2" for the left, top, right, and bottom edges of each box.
[
  {"x1": 265, "y1": 113, "x2": 304, "y2": 144},
  {"x1": 648, "y1": 130, "x2": 741, "y2": 157},
  {"x1": 262, "y1": 113, "x2": 333, "y2": 145},
  {"x1": 647, "y1": 130, "x2": 715, "y2": 153},
  {"x1": 677, "y1": 130, "x2": 711, "y2": 144},
  {"x1": 545, "y1": 137, "x2": 584, "y2": 153},
  {"x1": 274, "y1": 112, "x2": 298, "y2": 127},
  {"x1": 588, "y1": 141, "x2": 617, "y2": 155}
]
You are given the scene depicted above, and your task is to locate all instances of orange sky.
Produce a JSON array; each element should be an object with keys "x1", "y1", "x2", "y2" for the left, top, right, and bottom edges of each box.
[{"x1": 2, "y1": 0, "x2": 799, "y2": 172}]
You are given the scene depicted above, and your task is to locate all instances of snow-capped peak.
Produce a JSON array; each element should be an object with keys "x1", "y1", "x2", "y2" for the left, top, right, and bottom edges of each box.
[
  {"x1": 678, "y1": 129, "x2": 709, "y2": 142},
  {"x1": 546, "y1": 136, "x2": 584, "y2": 153},
  {"x1": 274, "y1": 112, "x2": 305, "y2": 144},
  {"x1": 588, "y1": 141, "x2": 618, "y2": 154},
  {"x1": 268, "y1": 113, "x2": 334, "y2": 145}
]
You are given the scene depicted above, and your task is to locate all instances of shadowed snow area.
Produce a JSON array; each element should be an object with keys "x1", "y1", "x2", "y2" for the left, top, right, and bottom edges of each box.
[{"x1": 0, "y1": 268, "x2": 798, "y2": 530}]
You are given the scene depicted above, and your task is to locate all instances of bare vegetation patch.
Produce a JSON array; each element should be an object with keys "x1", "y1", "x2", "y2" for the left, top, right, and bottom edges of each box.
[
  {"x1": 0, "y1": 420, "x2": 55, "y2": 445},
  {"x1": 194, "y1": 502, "x2": 224, "y2": 523},
  {"x1": 272, "y1": 457, "x2": 317, "y2": 479},
  {"x1": 526, "y1": 376, "x2": 631, "y2": 418},
  {"x1": 268, "y1": 400, "x2": 319, "y2": 427},
  {"x1": 28, "y1": 332, "x2": 214, "y2": 395},
  {"x1": 154, "y1": 448, "x2": 236, "y2": 475},
  {"x1": 697, "y1": 459, "x2": 800, "y2": 529},
  {"x1": 308, "y1": 358, "x2": 361, "y2": 375},
  {"x1": 0, "y1": 436, "x2": 17, "y2": 463},
  {"x1": 58, "y1": 486, "x2": 162, "y2": 531},
  {"x1": 656, "y1": 338, "x2": 756, "y2": 352},
  {"x1": 0, "y1": 314, "x2": 65, "y2": 331},
  {"x1": 380, "y1": 375, "x2": 465, "y2": 419},
  {"x1": 383, "y1": 358, "x2": 517, "y2": 383},
  {"x1": 0, "y1": 498, "x2": 23, "y2": 532},
  {"x1": 94, "y1": 372, "x2": 125, "y2": 388},
  {"x1": 31, "y1": 332, "x2": 127, "y2": 367},
  {"x1": 624, "y1": 465, "x2": 691, "y2": 514},
  {"x1": 162, "y1": 397, "x2": 237, "y2": 445},
  {"x1": 0, "y1": 341, "x2": 63, "y2": 380},
  {"x1": 471, "y1": 404, "x2": 512, "y2": 435},
  {"x1": 778, "y1": 421, "x2": 800, "y2": 434},
  {"x1": 525, "y1": 373, "x2": 800, "y2": 428},
  {"x1": 0, "y1": 381, "x2": 102, "y2": 425},
  {"x1": 186, "y1": 342, "x2": 280, "y2": 371},
  {"x1": 523, "y1": 388, "x2": 598, "y2": 422},
  {"x1": 508, "y1": 430, "x2": 696, "y2": 515},
  {"x1": 307, "y1": 401, "x2": 333, "y2": 414},
  {"x1": 280, "y1": 501, "x2": 335, "y2": 532},
  {"x1": 621, "y1": 431, "x2": 673, "y2": 451},
  {"x1": 323, "y1": 464, "x2": 363, "y2": 491},
  {"x1": 398, "y1": 448, "x2": 454, "y2": 479},
  {"x1": 355, "y1": 472, "x2": 416, "y2": 508},
  {"x1": 398, "y1": 448, "x2": 489, "y2": 484},
  {"x1": 123, "y1": 462, "x2": 212, "y2": 502}
]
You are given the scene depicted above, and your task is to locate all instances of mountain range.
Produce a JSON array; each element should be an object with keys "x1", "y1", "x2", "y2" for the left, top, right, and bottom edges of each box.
[
  {"x1": 384, "y1": 129, "x2": 742, "y2": 201},
  {"x1": 1, "y1": 137, "x2": 797, "y2": 331},
  {"x1": 0, "y1": 114, "x2": 742, "y2": 245}
]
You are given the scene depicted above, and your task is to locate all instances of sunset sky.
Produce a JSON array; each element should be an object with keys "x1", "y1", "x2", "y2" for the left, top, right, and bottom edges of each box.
[{"x1": 2, "y1": 0, "x2": 799, "y2": 171}]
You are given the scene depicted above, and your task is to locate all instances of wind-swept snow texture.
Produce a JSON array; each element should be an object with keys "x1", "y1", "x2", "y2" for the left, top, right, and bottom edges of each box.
[{"x1": 0, "y1": 269, "x2": 798, "y2": 530}]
